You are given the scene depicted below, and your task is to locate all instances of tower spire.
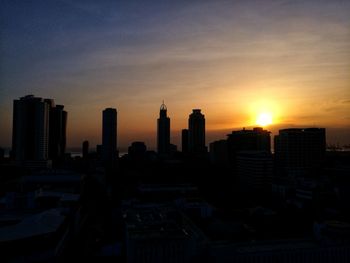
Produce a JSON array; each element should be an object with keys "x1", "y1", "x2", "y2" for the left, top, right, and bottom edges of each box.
[{"x1": 160, "y1": 100, "x2": 167, "y2": 111}]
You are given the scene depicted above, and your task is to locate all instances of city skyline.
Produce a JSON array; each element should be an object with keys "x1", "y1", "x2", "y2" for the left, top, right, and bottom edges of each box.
[
  {"x1": 2, "y1": 95, "x2": 350, "y2": 151},
  {"x1": 1, "y1": 0, "x2": 350, "y2": 149}
]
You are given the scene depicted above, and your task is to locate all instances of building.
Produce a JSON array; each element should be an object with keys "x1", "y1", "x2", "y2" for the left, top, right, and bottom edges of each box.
[
  {"x1": 157, "y1": 102, "x2": 170, "y2": 155},
  {"x1": 209, "y1": 140, "x2": 229, "y2": 164},
  {"x1": 82, "y1": 140, "x2": 89, "y2": 159},
  {"x1": 188, "y1": 109, "x2": 206, "y2": 154},
  {"x1": 102, "y1": 108, "x2": 117, "y2": 162},
  {"x1": 124, "y1": 206, "x2": 207, "y2": 263},
  {"x1": 12, "y1": 95, "x2": 51, "y2": 167},
  {"x1": 236, "y1": 151, "x2": 273, "y2": 194},
  {"x1": 182, "y1": 129, "x2": 189, "y2": 153},
  {"x1": 274, "y1": 128, "x2": 326, "y2": 177},
  {"x1": 128, "y1": 141, "x2": 147, "y2": 161},
  {"x1": 227, "y1": 127, "x2": 271, "y2": 156},
  {"x1": 47, "y1": 102, "x2": 67, "y2": 161},
  {"x1": 208, "y1": 238, "x2": 350, "y2": 263}
]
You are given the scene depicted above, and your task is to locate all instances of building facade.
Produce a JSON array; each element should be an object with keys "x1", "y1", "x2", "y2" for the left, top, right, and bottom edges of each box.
[
  {"x1": 188, "y1": 109, "x2": 206, "y2": 154},
  {"x1": 274, "y1": 128, "x2": 326, "y2": 177},
  {"x1": 227, "y1": 127, "x2": 271, "y2": 154},
  {"x1": 157, "y1": 102, "x2": 170, "y2": 155},
  {"x1": 102, "y1": 108, "x2": 117, "y2": 162},
  {"x1": 47, "y1": 101, "x2": 67, "y2": 161},
  {"x1": 12, "y1": 95, "x2": 51, "y2": 167}
]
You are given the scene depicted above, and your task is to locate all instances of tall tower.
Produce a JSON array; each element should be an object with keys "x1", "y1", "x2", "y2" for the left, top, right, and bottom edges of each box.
[
  {"x1": 12, "y1": 95, "x2": 50, "y2": 166},
  {"x1": 181, "y1": 129, "x2": 189, "y2": 153},
  {"x1": 102, "y1": 108, "x2": 117, "y2": 162},
  {"x1": 47, "y1": 100, "x2": 67, "y2": 161},
  {"x1": 157, "y1": 101, "x2": 170, "y2": 154},
  {"x1": 188, "y1": 109, "x2": 206, "y2": 154}
]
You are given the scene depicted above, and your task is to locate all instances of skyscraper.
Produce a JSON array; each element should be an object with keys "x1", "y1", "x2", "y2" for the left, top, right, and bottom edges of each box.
[
  {"x1": 188, "y1": 109, "x2": 206, "y2": 154},
  {"x1": 226, "y1": 127, "x2": 271, "y2": 155},
  {"x1": 47, "y1": 101, "x2": 67, "y2": 161},
  {"x1": 181, "y1": 129, "x2": 189, "y2": 153},
  {"x1": 12, "y1": 95, "x2": 50, "y2": 167},
  {"x1": 157, "y1": 102, "x2": 170, "y2": 154},
  {"x1": 274, "y1": 128, "x2": 326, "y2": 177},
  {"x1": 102, "y1": 108, "x2": 117, "y2": 162},
  {"x1": 82, "y1": 140, "x2": 89, "y2": 159}
]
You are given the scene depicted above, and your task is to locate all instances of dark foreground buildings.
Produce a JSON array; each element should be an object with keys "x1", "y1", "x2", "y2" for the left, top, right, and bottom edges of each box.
[
  {"x1": 274, "y1": 128, "x2": 326, "y2": 177},
  {"x1": 47, "y1": 101, "x2": 67, "y2": 162},
  {"x1": 227, "y1": 127, "x2": 271, "y2": 155},
  {"x1": 5, "y1": 96, "x2": 350, "y2": 262},
  {"x1": 157, "y1": 102, "x2": 171, "y2": 155},
  {"x1": 188, "y1": 109, "x2": 206, "y2": 154},
  {"x1": 102, "y1": 108, "x2": 118, "y2": 162},
  {"x1": 12, "y1": 95, "x2": 67, "y2": 168}
]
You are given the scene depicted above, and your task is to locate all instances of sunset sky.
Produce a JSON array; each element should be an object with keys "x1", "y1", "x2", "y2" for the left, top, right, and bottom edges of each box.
[{"x1": 1, "y1": 0, "x2": 350, "y2": 150}]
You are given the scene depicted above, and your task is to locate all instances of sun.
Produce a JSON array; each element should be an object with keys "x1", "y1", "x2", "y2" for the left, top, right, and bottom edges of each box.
[{"x1": 256, "y1": 112, "x2": 273, "y2": 126}]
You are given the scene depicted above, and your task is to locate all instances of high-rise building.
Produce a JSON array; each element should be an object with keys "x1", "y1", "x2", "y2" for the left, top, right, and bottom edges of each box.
[
  {"x1": 47, "y1": 100, "x2": 67, "y2": 161},
  {"x1": 102, "y1": 108, "x2": 117, "y2": 162},
  {"x1": 274, "y1": 128, "x2": 326, "y2": 177},
  {"x1": 82, "y1": 140, "x2": 89, "y2": 159},
  {"x1": 12, "y1": 95, "x2": 50, "y2": 167},
  {"x1": 236, "y1": 151, "x2": 273, "y2": 193},
  {"x1": 227, "y1": 127, "x2": 271, "y2": 154},
  {"x1": 181, "y1": 129, "x2": 189, "y2": 153},
  {"x1": 188, "y1": 109, "x2": 206, "y2": 154},
  {"x1": 128, "y1": 141, "x2": 147, "y2": 158},
  {"x1": 209, "y1": 140, "x2": 228, "y2": 164},
  {"x1": 157, "y1": 102, "x2": 170, "y2": 154}
]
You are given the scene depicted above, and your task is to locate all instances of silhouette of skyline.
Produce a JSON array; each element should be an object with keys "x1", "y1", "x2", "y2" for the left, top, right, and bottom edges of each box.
[
  {"x1": 1, "y1": 1, "x2": 350, "y2": 261},
  {"x1": 1, "y1": 0, "x2": 350, "y2": 149}
]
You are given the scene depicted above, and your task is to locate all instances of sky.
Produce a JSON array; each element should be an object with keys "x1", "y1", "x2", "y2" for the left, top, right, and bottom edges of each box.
[{"x1": 1, "y1": 0, "x2": 350, "y2": 150}]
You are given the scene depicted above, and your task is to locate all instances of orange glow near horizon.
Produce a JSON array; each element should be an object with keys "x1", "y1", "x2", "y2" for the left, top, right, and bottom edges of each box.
[
  {"x1": 256, "y1": 112, "x2": 273, "y2": 127},
  {"x1": 247, "y1": 99, "x2": 281, "y2": 128}
]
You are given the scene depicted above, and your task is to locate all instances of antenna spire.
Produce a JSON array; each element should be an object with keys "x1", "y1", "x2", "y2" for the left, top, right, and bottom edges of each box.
[{"x1": 160, "y1": 100, "x2": 167, "y2": 111}]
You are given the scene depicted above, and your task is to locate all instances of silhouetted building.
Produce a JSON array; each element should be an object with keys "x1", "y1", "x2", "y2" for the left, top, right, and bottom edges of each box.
[
  {"x1": 157, "y1": 102, "x2": 170, "y2": 154},
  {"x1": 124, "y1": 207, "x2": 207, "y2": 263},
  {"x1": 82, "y1": 140, "x2": 89, "y2": 159},
  {"x1": 188, "y1": 109, "x2": 206, "y2": 154},
  {"x1": 236, "y1": 151, "x2": 273, "y2": 193},
  {"x1": 170, "y1": 143, "x2": 178, "y2": 153},
  {"x1": 0, "y1": 147, "x2": 4, "y2": 163},
  {"x1": 96, "y1": 144, "x2": 102, "y2": 160},
  {"x1": 102, "y1": 108, "x2": 117, "y2": 162},
  {"x1": 128, "y1": 141, "x2": 147, "y2": 161},
  {"x1": 274, "y1": 128, "x2": 326, "y2": 177},
  {"x1": 182, "y1": 129, "x2": 189, "y2": 153},
  {"x1": 227, "y1": 127, "x2": 271, "y2": 154},
  {"x1": 209, "y1": 140, "x2": 228, "y2": 164},
  {"x1": 47, "y1": 101, "x2": 67, "y2": 161},
  {"x1": 12, "y1": 95, "x2": 51, "y2": 167}
]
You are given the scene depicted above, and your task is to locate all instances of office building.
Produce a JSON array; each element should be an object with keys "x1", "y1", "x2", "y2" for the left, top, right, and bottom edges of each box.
[
  {"x1": 124, "y1": 207, "x2": 207, "y2": 263},
  {"x1": 209, "y1": 140, "x2": 229, "y2": 164},
  {"x1": 102, "y1": 108, "x2": 117, "y2": 162},
  {"x1": 157, "y1": 102, "x2": 170, "y2": 154},
  {"x1": 47, "y1": 101, "x2": 67, "y2": 161},
  {"x1": 12, "y1": 95, "x2": 51, "y2": 167},
  {"x1": 188, "y1": 109, "x2": 206, "y2": 154},
  {"x1": 236, "y1": 151, "x2": 273, "y2": 193},
  {"x1": 82, "y1": 140, "x2": 89, "y2": 159},
  {"x1": 274, "y1": 128, "x2": 326, "y2": 177},
  {"x1": 128, "y1": 141, "x2": 147, "y2": 160},
  {"x1": 182, "y1": 129, "x2": 189, "y2": 153},
  {"x1": 227, "y1": 127, "x2": 271, "y2": 154}
]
